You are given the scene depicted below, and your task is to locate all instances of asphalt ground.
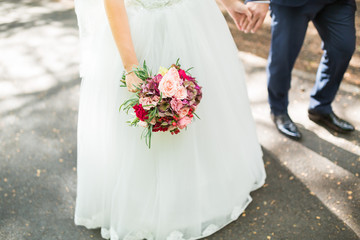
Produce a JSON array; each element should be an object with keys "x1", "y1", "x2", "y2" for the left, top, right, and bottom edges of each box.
[{"x1": 0, "y1": 1, "x2": 359, "y2": 239}]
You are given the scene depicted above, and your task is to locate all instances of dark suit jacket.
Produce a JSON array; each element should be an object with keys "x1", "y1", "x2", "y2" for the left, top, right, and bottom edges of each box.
[
  {"x1": 247, "y1": 0, "x2": 308, "y2": 6},
  {"x1": 247, "y1": 0, "x2": 355, "y2": 7}
]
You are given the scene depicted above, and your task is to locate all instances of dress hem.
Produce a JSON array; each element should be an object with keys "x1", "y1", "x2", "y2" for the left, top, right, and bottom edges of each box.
[{"x1": 74, "y1": 178, "x2": 266, "y2": 240}]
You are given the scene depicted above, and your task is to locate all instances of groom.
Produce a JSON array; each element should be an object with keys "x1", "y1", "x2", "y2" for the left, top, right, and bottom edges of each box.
[{"x1": 231, "y1": 0, "x2": 356, "y2": 140}]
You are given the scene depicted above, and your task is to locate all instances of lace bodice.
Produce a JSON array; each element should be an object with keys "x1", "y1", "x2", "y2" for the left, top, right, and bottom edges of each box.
[{"x1": 125, "y1": 0, "x2": 184, "y2": 9}]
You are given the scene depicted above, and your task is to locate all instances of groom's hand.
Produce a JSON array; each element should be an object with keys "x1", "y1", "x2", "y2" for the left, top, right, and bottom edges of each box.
[
  {"x1": 243, "y1": 2, "x2": 269, "y2": 33},
  {"x1": 222, "y1": 1, "x2": 253, "y2": 31}
]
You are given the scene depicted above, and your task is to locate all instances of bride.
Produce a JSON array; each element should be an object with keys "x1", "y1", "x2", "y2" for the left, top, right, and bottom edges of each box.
[{"x1": 74, "y1": 0, "x2": 266, "y2": 239}]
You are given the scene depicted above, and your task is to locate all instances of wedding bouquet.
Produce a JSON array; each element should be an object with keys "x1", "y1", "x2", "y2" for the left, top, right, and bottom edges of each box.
[{"x1": 120, "y1": 60, "x2": 202, "y2": 148}]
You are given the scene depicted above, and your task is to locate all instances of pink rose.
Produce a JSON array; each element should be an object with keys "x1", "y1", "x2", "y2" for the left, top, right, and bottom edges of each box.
[
  {"x1": 151, "y1": 95, "x2": 160, "y2": 106},
  {"x1": 170, "y1": 98, "x2": 183, "y2": 113},
  {"x1": 158, "y1": 67, "x2": 181, "y2": 98},
  {"x1": 139, "y1": 96, "x2": 160, "y2": 110},
  {"x1": 174, "y1": 86, "x2": 188, "y2": 100},
  {"x1": 178, "y1": 107, "x2": 190, "y2": 118},
  {"x1": 139, "y1": 97, "x2": 153, "y2": 110},
  {"x1": 177, "y1": 116, "x2": 192, "y2": 130}
]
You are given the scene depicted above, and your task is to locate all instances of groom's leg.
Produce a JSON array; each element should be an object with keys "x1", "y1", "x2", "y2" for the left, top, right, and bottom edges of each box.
[
  {"x1": 309, "y1": 1, "x2": 356, "y2": 114},
  {"x1": 267, "y1": 4, "x2": 309, "y2": 115}
]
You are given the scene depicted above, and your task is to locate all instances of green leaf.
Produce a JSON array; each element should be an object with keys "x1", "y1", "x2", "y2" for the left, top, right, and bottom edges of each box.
[
  {"x1": 122, "y1": 71, "x2": 127, "y2": 79},
  {"x1": 119, "y1": 97, "x2": 139, "y2": 113},
  {"x1": 143, "y1": 60, "x2": 147, "y2": 70},
  {"x1": 175, "y1": 58, "x2": 181, "y2": 67},
  {"x1": 143, "y1": 104, "x2": 153, "y2": 108},
  {"x1": 130, "y1": 118, "x2": 140, "y2": 126},
  {"x1": 120, "y1": 80, "x2": 127, "y2": 88},
  {"x1": 148, "y1": 125, "x2": 153, "y2": 149},
  {"x1": 132, "y1": 83, "x2": 142, "y2": 92},
  {"x1": 141, "y1": 127, "x2": 147, "y2": 139},
  {"x1": 185, "y1": 67, "x2": 194, "y2": 73},
  {"x1": 193, "y1": 112, "x2": 201, "y2": 119}
]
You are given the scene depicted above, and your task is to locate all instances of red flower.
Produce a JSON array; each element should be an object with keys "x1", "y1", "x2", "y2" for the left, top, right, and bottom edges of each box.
[
  {"x1": 133, "y1": 104, "x2": 149, "y2": 121},
  {"x1": 152, "y1": 122, "x2": 169, "y2": 132},
  {"x1": 178, "y1": 69, "x2": 194, "y2": 81},
  {"x1": 152, "y1": 122, "x2": 162, "y2": 132}
]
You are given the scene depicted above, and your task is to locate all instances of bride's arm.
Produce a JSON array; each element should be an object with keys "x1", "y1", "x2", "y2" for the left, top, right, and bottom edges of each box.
[{"x1": 104, "y1": 0, "x2": 142, "y2": 92}]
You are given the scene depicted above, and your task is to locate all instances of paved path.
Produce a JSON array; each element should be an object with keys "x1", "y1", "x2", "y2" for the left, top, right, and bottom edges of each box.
[{"x1": 0, "y1": 1, "x2": 359, "y2": 239}]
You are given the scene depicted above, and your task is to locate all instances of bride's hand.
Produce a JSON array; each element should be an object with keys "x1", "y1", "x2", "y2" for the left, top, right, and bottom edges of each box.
[
  {"x1": 242, "y1": 2, "x2": 269, "y2": 33},
  {"x1": 223, "y1": 1, "x2": 252, "y2": 31},
  {"x1": 125, "y1": 71, "x2": 143, "y2": 93}
]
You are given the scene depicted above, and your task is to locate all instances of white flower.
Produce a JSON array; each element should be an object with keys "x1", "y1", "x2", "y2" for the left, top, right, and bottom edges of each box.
[{"x1": 138, "y1": 121, "x2": 148, "y2": 128}]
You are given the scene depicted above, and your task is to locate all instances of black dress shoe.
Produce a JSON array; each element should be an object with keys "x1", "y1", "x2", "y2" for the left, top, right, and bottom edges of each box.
[
  {"x1": 308, "y1": 110, "x2": 355, "y2": 133},
  {"x1": 271, "y1": 113, "x2": 302, "y2": 140}
]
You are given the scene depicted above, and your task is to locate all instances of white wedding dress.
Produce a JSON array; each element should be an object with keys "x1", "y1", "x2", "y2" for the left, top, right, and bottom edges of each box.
[{"x1": 74, "y1": 0, "x2": 266, "y2": 239}]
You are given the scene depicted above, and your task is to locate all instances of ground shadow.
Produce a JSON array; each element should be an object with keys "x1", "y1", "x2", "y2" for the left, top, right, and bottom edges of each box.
[
  {"x1": 0, "y1": 4, "x2": 76, "y2": 38},
  {"x1": 0, "y1": 76, "x2": 80, "y2": 118},
  {"x1": 297, "y1": 125, "x2": 360, "y2": 175},
  {"x1": 205, "y1": 147, "x2": 358, "y2": 240}
]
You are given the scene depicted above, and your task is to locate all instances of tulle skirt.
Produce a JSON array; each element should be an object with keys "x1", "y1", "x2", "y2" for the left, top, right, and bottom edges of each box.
[{"x1": 74, "y1": 0, "x2": 266, "y2": 239}]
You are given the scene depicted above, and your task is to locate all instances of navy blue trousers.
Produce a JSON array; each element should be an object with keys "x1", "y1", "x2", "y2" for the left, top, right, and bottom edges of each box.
[{"x1": 267, "y1": 0, "x2": 356, "y2": 115}]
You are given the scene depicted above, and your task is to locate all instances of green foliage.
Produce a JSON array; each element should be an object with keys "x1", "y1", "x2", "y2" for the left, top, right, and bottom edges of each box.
[
  {"x1": 175, "y1": 58, "x2": 181, "y2": 67},
  {"x1": 120, "y1": 71, "x2": 127, "y2": 87},
  {"x1": 119, "y1": 60, "x2": 157, "y2": 149},
  {"x1": 193, "y1": 111, "x2": 200, "y2": 120},
  {"x1": 119, "y1": 98, "x2": 138, "y2": 114},
  {"x1": 141, "y1": 125, "x2": 153, "y2": 149},
  {"x1": 134, "y1": 60, "x2": 152, "y2": 80},
  {"x1": 120, "y1": 61, "x2": 151, "y2": 89},
  {"x1": 185, "y1": 67, "x2": 194, "y2": 73},
  {"x1": 148, "y1": 107, "x2": 158, "y2": 122}
]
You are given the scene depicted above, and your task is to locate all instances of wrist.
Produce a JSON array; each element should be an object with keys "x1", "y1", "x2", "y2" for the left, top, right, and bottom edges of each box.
[
  {"x1": 219, "y1": 0, "x2": 238, "y2": 10},
  {"x1": 124, "y1": 62, "x2": 139, "y2": 72}
]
